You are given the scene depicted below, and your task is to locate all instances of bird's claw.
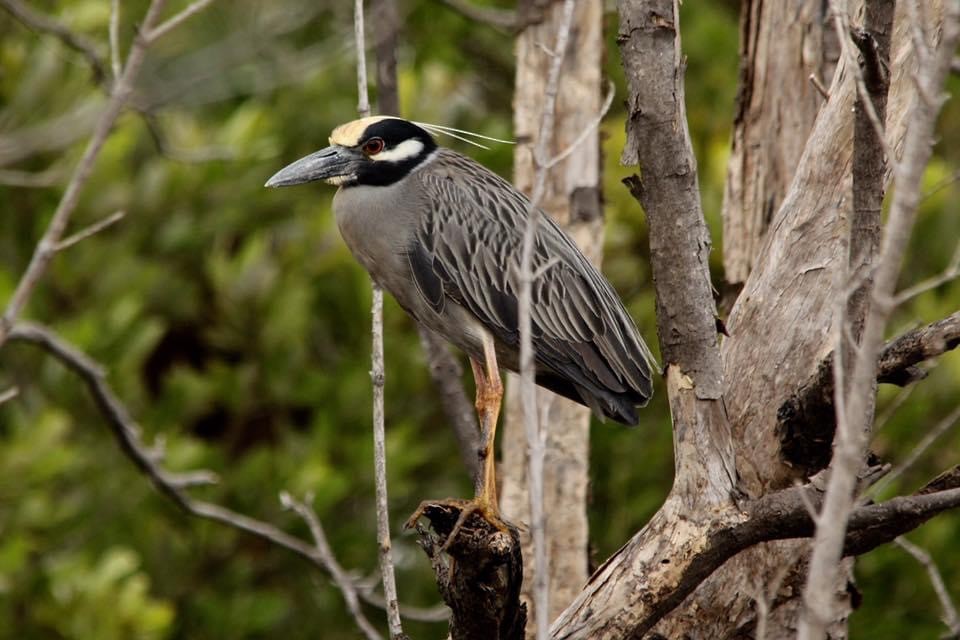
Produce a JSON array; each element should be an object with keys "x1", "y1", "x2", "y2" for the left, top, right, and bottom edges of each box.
[{"x1": 404, "y1": 497, "x2": 511, "y2": 553}]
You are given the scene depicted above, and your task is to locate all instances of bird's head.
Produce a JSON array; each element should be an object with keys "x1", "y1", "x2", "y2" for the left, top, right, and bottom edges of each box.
[{"x1": 265, "y1": 116, "x2": 438, "y2": 189}]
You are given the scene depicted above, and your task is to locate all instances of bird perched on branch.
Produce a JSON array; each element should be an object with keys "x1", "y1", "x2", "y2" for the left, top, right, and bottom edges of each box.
[{"x1": 266, "y1": 116, "x2": 655, "y2": 526}]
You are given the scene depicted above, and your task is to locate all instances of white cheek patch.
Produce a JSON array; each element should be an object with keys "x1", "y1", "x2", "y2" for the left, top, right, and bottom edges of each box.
[
  {"x1": 372, "y1": 138, "x2": 424, "y2": 162},
  {"x1": 326, "y1": 175, "x2": 354, "y2": 186}
]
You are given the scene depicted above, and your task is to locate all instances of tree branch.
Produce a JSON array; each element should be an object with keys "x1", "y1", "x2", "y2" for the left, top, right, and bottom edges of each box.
[
  {"x1": 799, "y1": 5, "x2": 960, "y2": 635},
  {"x1": 352, "y1": 0, "x2": 404, "y2": 636},
  {"x1": 140, "y1": 0, "x2": 220, "y2": 45},
  {"x1": 895, "y1": 536, "x2": 960, "y2": 637},
  {"x1": 0, "y1": 0, "x2": 171, "y2": 348},
  {"x1": 281, "y1": 492, "x2": 384, "y2": 640},
  {"x1": 547, "y1": 465, "x2": 960, "y2": 639},
  {"x1": 548, "y1": 1, "x2": 739, "y2": 636}
]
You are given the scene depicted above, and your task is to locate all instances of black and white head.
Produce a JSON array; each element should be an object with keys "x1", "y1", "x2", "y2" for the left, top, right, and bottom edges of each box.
[
  {"x1": 265, "y1": 116, "x2": 513, "y2": 189},
  {"x1": 265, "y1": 116, "x2": 438, "y2": 189}
]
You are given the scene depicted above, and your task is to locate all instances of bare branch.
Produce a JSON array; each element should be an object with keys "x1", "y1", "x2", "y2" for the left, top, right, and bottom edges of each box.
[
  {"x1": 55, "y1": 210, "x2": 126, "y2": 251},
  {"x1": 0, "y1": 0, "x2": 171, "y2": 348},
  {"x1": 141, "y1": 0, "x2": 220, "y2": 45},
  {"x1": 868, "y1": 404, "x2": 960, "y2": 499},
  {"x1": 894, "y1": 240, "x2": 960, "y2": 305},
  {"x1": 517, "y1": 2, "x2": 576, "y2": 637},
  {"x1": 354, "y1": 0, "x2": 371, "y2": 119},
  {"x1": 542, "y1": 80, "x2": 615, "y2": 171},
  {"x1": 281, "y1": 492, "x2": 384, "y2": 640},
  {"x1": 352, "y1": 0, "x2": 402, "y2": 636},
  {"x1": 799, "y1": 5, "x2": 960, "y2": 637},
  {"x1": 0, "y1": 0, "x2": 109, "y2": 85},
  {"x1": 895, "y1": 536, "x2": 960, "y2": 637},
  {"x1": 878, "y1": 311, "x2": 960, "y2": 385},
  {"x1": 809, "y1": 73, "x2": 831, "y2": 100},
  {"x1": 548, "y1": 463, "x2": 960, "y2": 639}
]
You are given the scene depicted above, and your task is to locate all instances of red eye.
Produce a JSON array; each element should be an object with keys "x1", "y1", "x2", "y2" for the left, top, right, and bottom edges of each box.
[{"x1": 363, "y1": 138, "x2": 385, "y2": 155}]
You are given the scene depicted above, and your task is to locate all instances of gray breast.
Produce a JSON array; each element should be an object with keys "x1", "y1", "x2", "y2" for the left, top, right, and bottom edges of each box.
[{"x1": 332, "y1": 176, "x2": 489, "y2": 362}]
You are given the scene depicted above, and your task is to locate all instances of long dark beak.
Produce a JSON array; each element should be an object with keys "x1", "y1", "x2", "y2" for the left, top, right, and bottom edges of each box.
[{"x1": 264, "y1": 145, "x2": 359, "y2": 187}]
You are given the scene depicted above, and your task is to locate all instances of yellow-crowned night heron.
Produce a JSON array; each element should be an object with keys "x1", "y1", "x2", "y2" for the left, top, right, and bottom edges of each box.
[{"x1": 266, "y1": 116, "x2": 655, "y2": 522}]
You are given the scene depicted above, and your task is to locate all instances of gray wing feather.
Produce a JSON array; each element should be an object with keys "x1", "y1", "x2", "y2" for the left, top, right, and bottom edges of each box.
[{"x1": 410, "y1": 150, "x2": 655, "y2": 405}]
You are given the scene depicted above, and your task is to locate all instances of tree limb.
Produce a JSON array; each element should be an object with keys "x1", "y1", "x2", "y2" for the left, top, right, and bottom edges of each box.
[
  {"x1": 546, "y1": 465, "x2": 960, "y2": 639},
  {"x1": 799, "y1": 4, "x2": 960, "y2": 635},
  {"x1": 0, "y1": 0, "x2": 171, "y2": 347},
  {"x1": 352, "y1": 0, "x2": 404, "y2": 636}
]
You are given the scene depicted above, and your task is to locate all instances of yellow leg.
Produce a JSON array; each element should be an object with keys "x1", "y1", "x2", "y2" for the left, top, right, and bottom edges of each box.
[
  {"x1": 469, "y1": 330, "x2": 503, "y2": 514},
  {"x1": 405, "y1": 331, "x2": 507, "y2": 543}
]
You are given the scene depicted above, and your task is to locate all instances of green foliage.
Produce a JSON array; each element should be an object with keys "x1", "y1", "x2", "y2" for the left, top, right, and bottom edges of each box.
[{"x1": 1, "y1": 2, "x2": 958, "y2": 638}]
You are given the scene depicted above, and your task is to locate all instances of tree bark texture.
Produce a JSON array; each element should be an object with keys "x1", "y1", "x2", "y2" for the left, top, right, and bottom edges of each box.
[
  {"x1": 412, "y1": 1, "x2": 959, "y2": 638},
  {"x1": 500, "y1": 0, "x2": 604, "y2": 630},
  {"x1": 722, "y1": 0, "x2": 840, "y2": 286},
  {"x1": 654, "y1": 3, "x2": 943, "y2": 639}
]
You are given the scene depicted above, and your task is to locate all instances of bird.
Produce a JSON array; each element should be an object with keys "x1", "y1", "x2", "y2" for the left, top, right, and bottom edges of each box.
[{"x1": 265, "y1": 116, "x2": 655, "y2": 528}]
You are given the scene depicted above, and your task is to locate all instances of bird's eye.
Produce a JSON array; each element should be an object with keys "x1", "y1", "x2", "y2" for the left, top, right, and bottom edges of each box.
[{"x1": 362, "y1": 138, "x2": 385, "y2": 155}]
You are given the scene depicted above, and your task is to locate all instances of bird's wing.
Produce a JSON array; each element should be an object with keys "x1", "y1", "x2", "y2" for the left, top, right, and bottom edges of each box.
[{"x1": 408, "y1": 150, "x2": 655, "y2": 402}]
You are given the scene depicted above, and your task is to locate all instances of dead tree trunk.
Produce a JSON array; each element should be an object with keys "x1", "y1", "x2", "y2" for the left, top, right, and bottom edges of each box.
[
  {"x1": 415, "y1": 2, "x2": 960, "y2": 638},
  {"x1": 722, "y1": 0, "x2": 840, "y2": 288},
  {"x1": 500, "y1": 0, "x2": 605, "y2": 629}
]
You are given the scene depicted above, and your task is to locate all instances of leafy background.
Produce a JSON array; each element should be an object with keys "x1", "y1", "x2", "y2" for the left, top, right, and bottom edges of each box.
[{"x1": 1, "y1": 1, "x2": 958, "y2": 638}]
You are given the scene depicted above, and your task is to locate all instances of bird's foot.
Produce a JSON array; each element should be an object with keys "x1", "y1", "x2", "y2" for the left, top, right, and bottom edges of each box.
[{"x1": 405, "y1": 497, "x2": 512, "y2": 554}]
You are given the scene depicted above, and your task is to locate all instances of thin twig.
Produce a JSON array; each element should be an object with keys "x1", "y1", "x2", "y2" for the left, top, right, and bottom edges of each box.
[
  {"x1": 542, "y1": 80, "x2": 616, "y2": 171},
  {"x1": 868, "y1": 404, "x2": 960, "y2": 499},
  {"x1": 141, "y1": 0, "x2": 219, "y2": 44},
  {"x1": 518, "y1": 1, "x2": 576, "y2": 638},
  {"x1": 0, "y1": 0, "x2": 109, "y2": 85},
  {"x1": 281, "y1": 492, "x2": 384, "y2": 640},
  {"x1": 894, "y1": 240, "x2": 960, "y2": 305},
  {"x1": 809, "y1": 73, "x2": 831, "y2": 100},
  {"x1": 799, "y1": 6, "x2": 960, "y2": 638},
  {"x1": 109, "y1": 0, "x2": 122, "y2": 80},
  {"x1": 0, "y1": 0, "x2": 172, "y2": 348},
  {"x1": 895, "y1": 537, "x2": 960, "y2": 637},
  {"x1": 873, "y1": 383, "x2": 917, "y2": 432},
  {"x1": 353, "y1": 0, "x2": 403, "y2": 637},
  {"x1": 355, "y1": 0, "x2": 371, "y2": 119},
  {"x1": 0, "y1": 386, "x2": 19, "y2": 405},
  {"x1": 55, "y1": 211, "x2": 126, "y2": 251}
]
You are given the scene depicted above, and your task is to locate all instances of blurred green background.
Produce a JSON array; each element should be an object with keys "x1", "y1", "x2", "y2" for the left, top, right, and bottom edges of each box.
[{"x1": 1, "y1": 1, "x2": 958, "y2": 638}]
